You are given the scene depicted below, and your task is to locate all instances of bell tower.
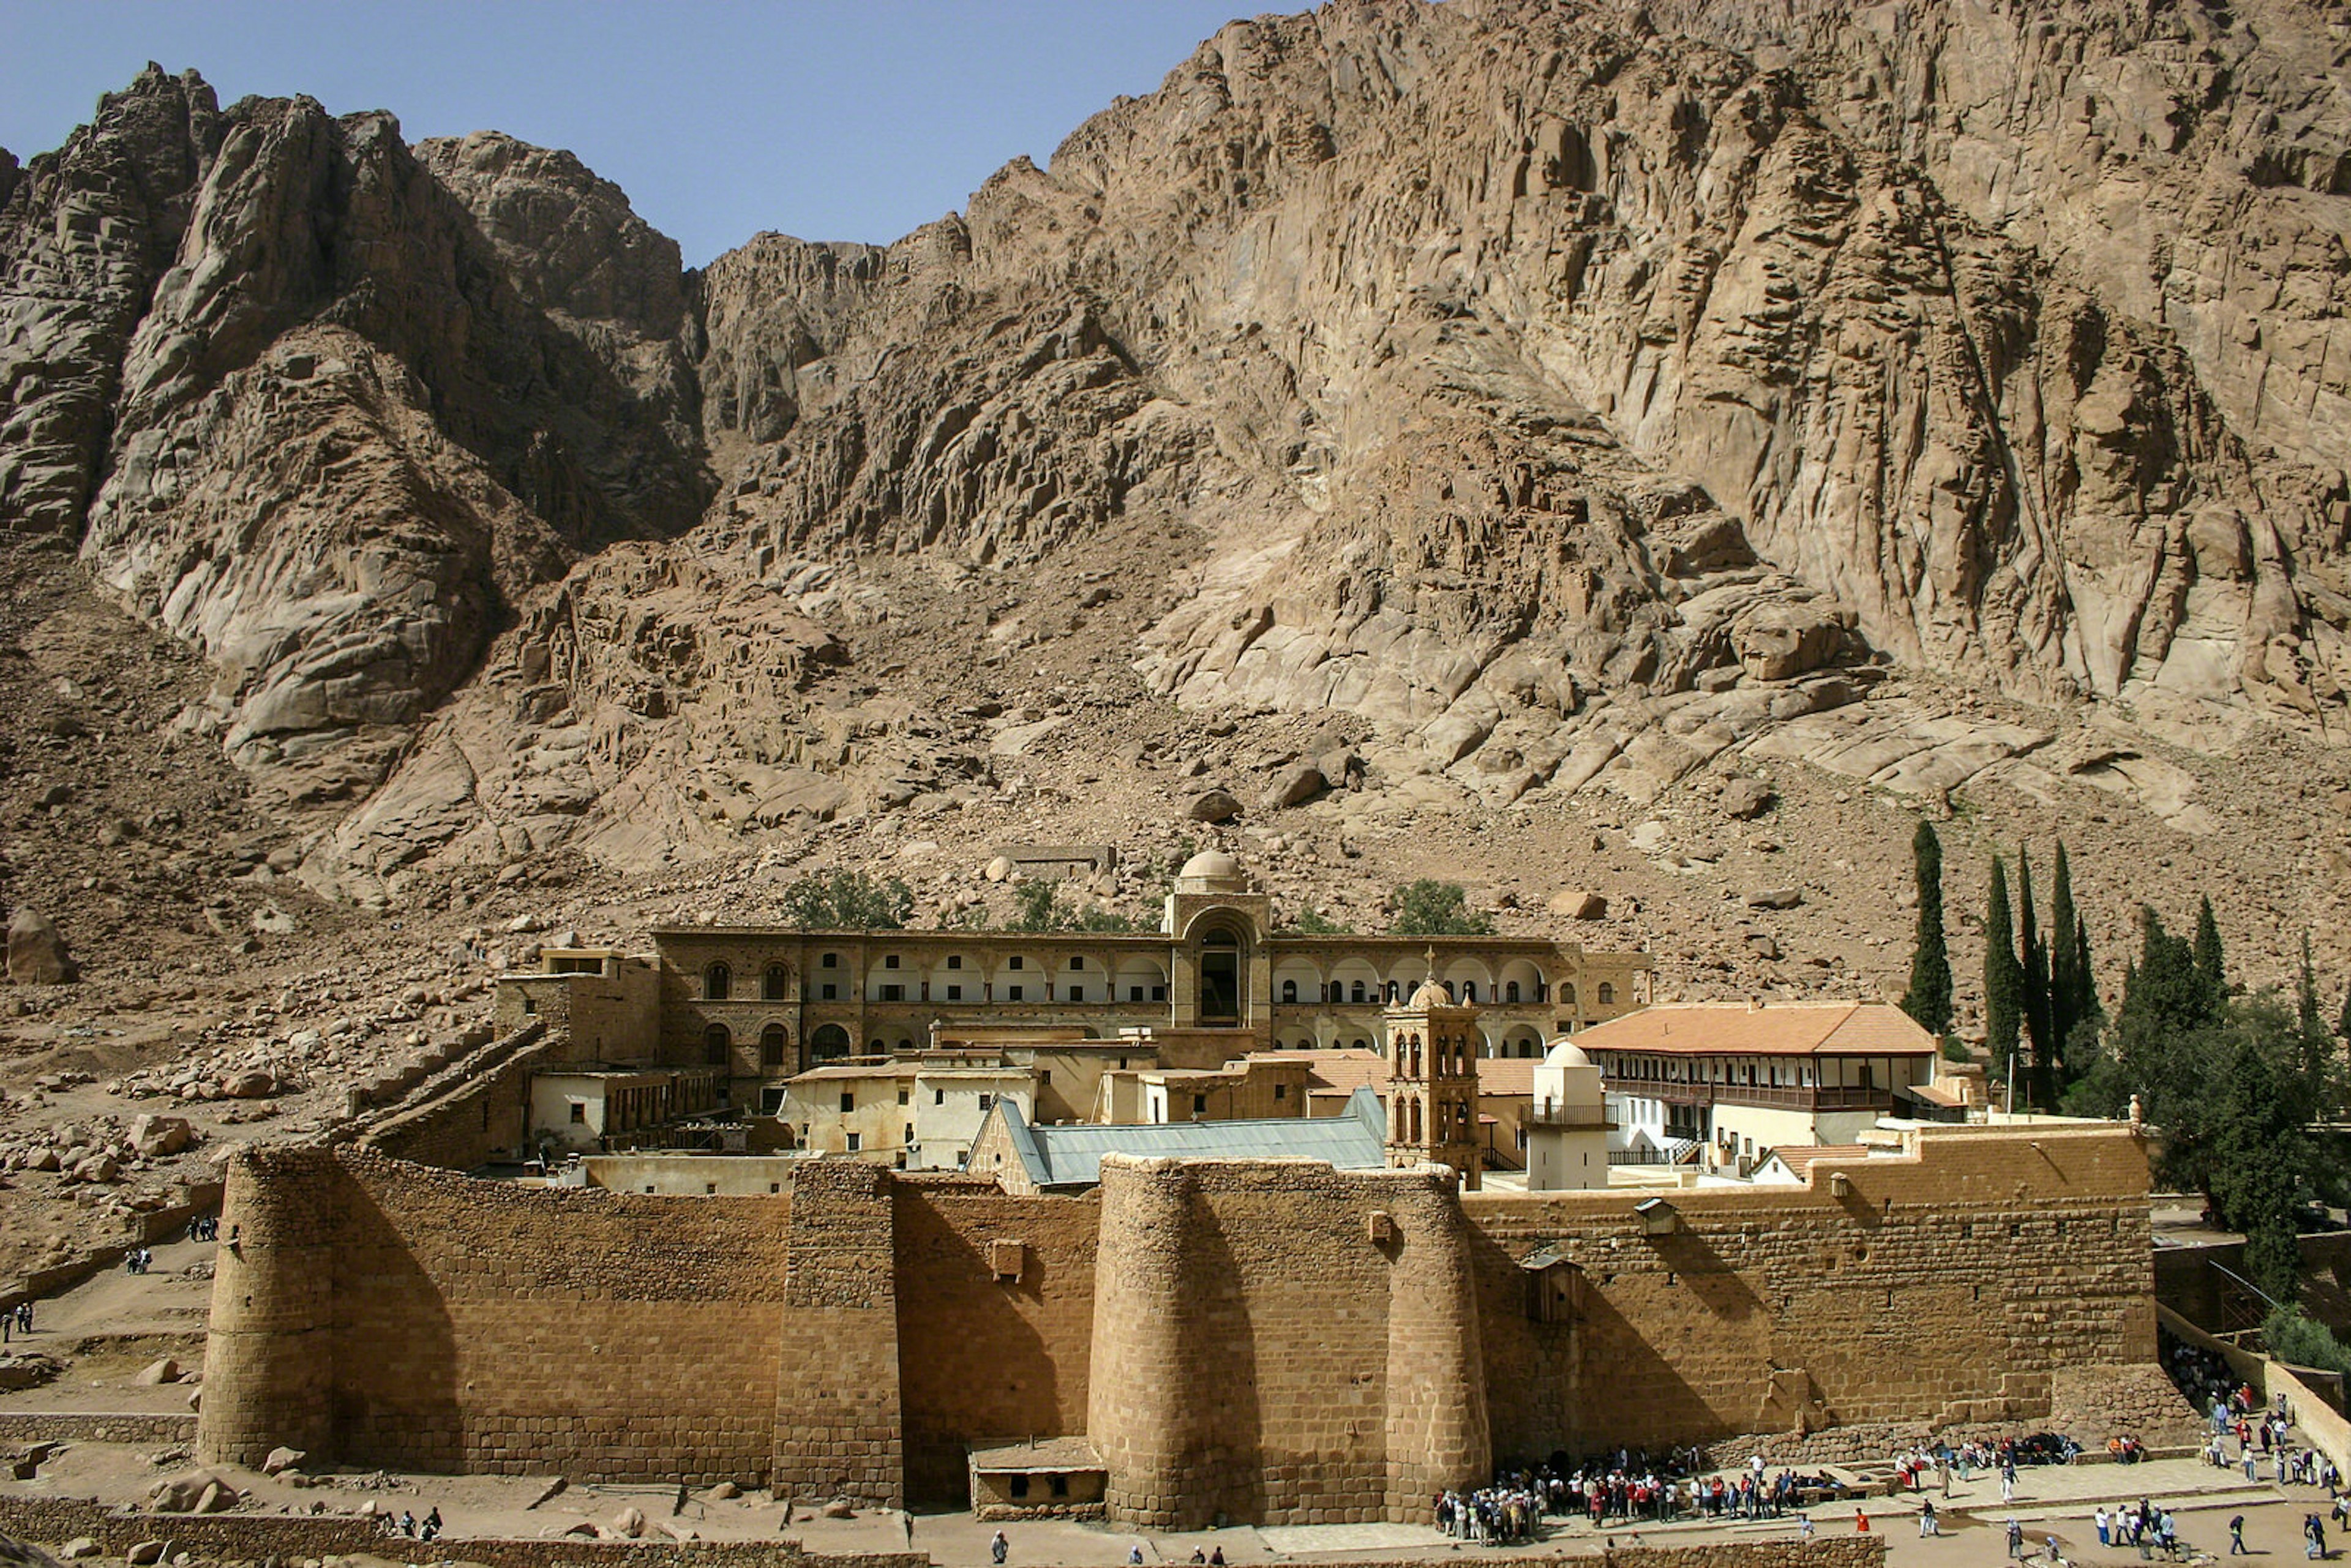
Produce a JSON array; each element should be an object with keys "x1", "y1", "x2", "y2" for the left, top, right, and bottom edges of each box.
[{"x1": 1382, "y1": 958, "x2": 1482, "y2": 1191}]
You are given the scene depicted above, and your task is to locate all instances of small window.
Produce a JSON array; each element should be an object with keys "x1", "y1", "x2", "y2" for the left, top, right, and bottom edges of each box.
[
  {"x1": 1274, "y1": 1082, "x2": 1286, "y2": 1100},
  {"x1": 821, "y1": 983, "x2": 838, "y2": 1001},
  {"x1": 904, "y1": 1123, "x2": 914, "y2": 1142},
  {"x1": 935, "y1": 1089, "x2": 945, "y2": 1106},
  {"x1": 1506, "y1": 981, "x2": 1521, "y2": 1003},
  {"x1": 1008, "y1": 985, "x2": 1024, "y2": 1002},
  {"x1": 703, "y1": 962, "x2": 731, "y2": 1001},
  {"x1": 569, "y1": 1103, "x2": 587, "y2": 1124},
  {"x1": 898, "y1": 1088, "x2": 910, "y2": 1106},
  {"x1": 1009, "y1": 1476, "x2": 1030, "y2": 1501},
  {"x1": 1040, "y1": 1069, "x2": 1052, "y2": 1084},
  {"x1": 766, "y1": 964, "x2": 790, "y2": 1000},
  {"x1": 1351, "y1": 981, "x2": 1367, "y2": 1003},
  {"x1": 839, "y1": 1090, "x2": 857, "y2": 1114},
  {"x1": 1049, "y1": 1475, "x2": 1070, "y2": 1498},
  {"x1": 846, "y1": 1132, "x2": 860, "y2": 1152},
  {"x1": 1152, "y1": 985, "x2": 1167, "y2": 1002},
  {"x1": 1068, "y1": 956, "x2": 1083, "y2": 970},
  {"x1": 822, "y1": 952, "x2": 839, "y2": 968},
  {"x1": 1008, "y1": 955, "x2": 1024, "y2": 970},
  {"x1": 978, "y1": 1093, "x2": 993, "y2": 1111},
  {"x1": 946, "y1": 984, "x2": 963, "y2": 1001},
  {"x1": 1193, "y1": 1093, "x2": 1208, "y2": 1113},
  {"x1": 868, "y1": 1038, "x2": 883, "y2": 1053},
  {"x1": 881, "y1": 983, "x2": 904, "y2": 1002},
  {"x1": 705, "y1": 1182, "x2": 718, "y2": 1195},
  {"x1": 1281, "y1": 980, "x2": 1297, "y2": 1003},
  {"x1": 1598, "y1": 983, "x2": 1615, "y2": 1005},
  {"x1": 947, "y1": 954, "x2": 964, "y2": 970},
  {"x1": 1129, "y1": 985, "x2": 1144, "y2": 1002},
  {"x1": 885, "y1": 954, "x2": 901, "y2": 970},
  {"x1": 1068, "y1": 986, "x2": 1084, "y2": 1002}
]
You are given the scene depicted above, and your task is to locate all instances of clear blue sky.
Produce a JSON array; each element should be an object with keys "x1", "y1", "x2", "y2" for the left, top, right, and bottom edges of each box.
[{"x1": 0, "y1": 1, "x2": 1264, "y2": 266}]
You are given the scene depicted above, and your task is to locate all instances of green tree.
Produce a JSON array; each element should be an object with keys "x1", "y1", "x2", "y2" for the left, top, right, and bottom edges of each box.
[
  {"x1": 2339, "y1": 978, "x2": 2351, "y2": 1043},
  {"x1": 2265, "y1": 1308, "x2": 2351, "y2": 1378},
  {"x1": 2193, "y1": 895, "x2": 2227, "y2": 1013},
  {"x1": 2049, "y1": 842, "x2": 2083, "y2": 1072},
  {"x1": 2019, "y1": 846, "x2": 2055, "y2": 1108},
  {"x1": 1284, "y1": 907, "x2": 1354, "y2": 936},
  {"x1": 778, "y1": 869, "x2": 912, "y2": 930},
  {"x1": 1389, "y1": 880, "x2": 1494, "y2": 937},
  {"x1": 1984, "y1": 857, "x2": 2023, "y2": 1097},
  {"x1": 1900, "y1": 820, "x2": 1952, "y2": 1036},
  {"x1": 1008, "y1": 879, "x2": 1062, "y2": 933},
  {"x1": 2297, "y1": 936, "x2": 2340, "y2": 1114}
]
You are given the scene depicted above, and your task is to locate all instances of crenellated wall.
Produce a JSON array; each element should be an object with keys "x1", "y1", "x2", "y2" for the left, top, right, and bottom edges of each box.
[{"x1": 198, "y1": 1127, "x2": 2169, "y2": 1522}]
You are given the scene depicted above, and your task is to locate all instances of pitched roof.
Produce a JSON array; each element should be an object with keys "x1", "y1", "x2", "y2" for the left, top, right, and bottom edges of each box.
[
  {"x1": 1764, "y1": 1144, "x2": 1873, "y2": 1171},
  {"x1": 1573, "y1": 1001, "x2": 1937, "y2": 1057},
  {"x1": 991, "y1": 1088, "x2": 1388, "y2": 1190},
  {"x1": 1475, "y1": 1057, "x2": 1538, "y2": 1096}
]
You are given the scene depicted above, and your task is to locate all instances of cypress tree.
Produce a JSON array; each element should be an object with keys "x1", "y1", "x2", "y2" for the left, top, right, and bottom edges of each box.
[
  {"x1": 1900, "y1": 820, "x2": 1952, "y2": 1037},
  {"x1": 2338, "y1": 978, "x2": 2351, "y2": 1043},
  {"x1": 2075, "y1": 915, "x2": 2101, "y2": 1032},
  {"x1": 2193, "y1": 895, "x2": 2226, "y2": 1014},
  {"x1": 2019, "y1": 846, "x2": 2054, "y2": 1108},
  {"x1": 2049, "y1": 842, "x2": 2081, "y2": 1078},
  {"x1": 1985, "y1": 856, "x2": 2023, "y2": 1100},
  {"x1": 2299, "y1": 935, "x2": 2334, "y2": 1114}
]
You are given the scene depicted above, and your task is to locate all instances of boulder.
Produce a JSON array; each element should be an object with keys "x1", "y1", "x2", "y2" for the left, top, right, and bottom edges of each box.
[
  {"x1": 6, "y1": 909, "x2": 74, "y2": 985},
  {"x1": 222, "y1": 1070, "x2": 276, "y2": 1099},
  {"x1": 1745, "y1": 932, "x2": 1783, "y2": 961},
  {"x1": 127, "y1": 1544, "x2": 166, "y2": 1566},
  {"x1": 1746, "y1": 887, "x2": 1804, "y2": 910},
  {"x1": 1546, "y1": 889, "x2": 1608, "y2": 921},
  {"x1": 1733, "y1": 602, "x2": 1847, "y2": 681},
  {"x1": 129, "y1": 1114, "x2": 195, "y2": 1157},
  {"x1": 137, "y1": 1357, "x2": 182, "y2": 1386},
  {"x1": 1719, "y1": 777, "x2": 1774, "y2": 820},
  {"x1": 613, "y1": 1506, "x2": 646, "y2": 1539},
  {"x1": 983, "y1": 855, "x2": 1013, "y2": 882},
  {"x1": 1265, "y1": 762, "x2": 1327, "y2": 808},
  {"x1": 820, "y1": 1498, "x2": 857, "y2": 1519},
  {"x1": 262, "y1": 1445, "x2": 306, "y2": 1476},
  {"x1": 1187, "y1": 789, "x2": 1243, "y2": 823},
  {"x1": 58, "y1": 1540, "x2": 100, "y2": 1560}
]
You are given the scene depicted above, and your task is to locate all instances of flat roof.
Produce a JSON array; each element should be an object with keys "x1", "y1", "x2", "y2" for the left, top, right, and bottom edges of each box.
[
  {"x1": 968, "y1": 1437, "x2": 1105, "y2": 1472},
  {"x1": 991, "y1": 1089, "x2": 1388, "y2": 1190},
  {"x1": 1575, "y1": 1001, "x2": 1937, "y2": 1057}
]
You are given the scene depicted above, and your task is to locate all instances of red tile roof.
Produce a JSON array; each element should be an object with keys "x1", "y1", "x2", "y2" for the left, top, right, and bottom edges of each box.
[{"x1": 1575, "y1": 1001, "x2": 1937, "y2": 1057}]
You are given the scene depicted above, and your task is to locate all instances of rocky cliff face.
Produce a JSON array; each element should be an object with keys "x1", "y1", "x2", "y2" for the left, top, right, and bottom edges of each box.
[{"x1": 2, "y1": 4, "x2": 2348, "y2": 918}]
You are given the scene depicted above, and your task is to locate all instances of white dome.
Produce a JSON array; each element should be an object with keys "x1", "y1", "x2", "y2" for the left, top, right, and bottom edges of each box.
[
  {"x1": 1179, "y1": 850, "x2": 1242, "y2": 880},
  {"x1": 1407, "y1": 978, "x2": 1455, "y2": 1011},
  {"x1": 1543, "y1": 1040, "x2": 1595, "y2": 1071}
]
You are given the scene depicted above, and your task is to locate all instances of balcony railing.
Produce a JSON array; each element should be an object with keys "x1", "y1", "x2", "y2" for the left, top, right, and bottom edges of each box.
[
  {"x1": 1615, "y1": 1082, "x2": 1895, "y2": 1114},
  {"x1": 1526, "y1": 1105, "x2": 1613, "y2": 1129}
]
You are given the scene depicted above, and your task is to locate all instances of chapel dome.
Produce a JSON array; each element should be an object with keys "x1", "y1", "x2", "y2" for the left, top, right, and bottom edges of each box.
[
  {"x1": 1407, "y1": 978, "x2": 1455, "y2": 1011},
  {"x1": 1179, "y1": 849, "x2": 1243, "y2": 882},
  {"x1": 1543, "y1": 1040, "x2": 1596, "y2": 1072}
]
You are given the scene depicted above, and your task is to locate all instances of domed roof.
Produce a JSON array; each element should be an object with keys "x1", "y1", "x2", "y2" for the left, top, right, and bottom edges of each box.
[
  {"x1": 1179, "y1": 849, "x2": 1242, "y2": 881},
  {"x1": 1407, "y1": 978, "x2": 1455, "y2": 1011},
  {"x1": 1544, "y1": 1040, "x2": 1595, "y2": 1071}
]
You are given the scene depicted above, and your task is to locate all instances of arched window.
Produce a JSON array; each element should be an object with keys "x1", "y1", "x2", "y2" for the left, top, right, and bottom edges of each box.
[
  {"x1": 1351, "y1": 980, "x2": 1367, "y2": 1003},
  {"x1": 760, "y1": 1024, "x2": 788, "y2": 1070},
  {"x1": 1281, "y1": 979, "x2": 1297, "y2": 1003},
  {"x1": 1505, "y1": 980, "x2": 1521, "y2": 1003},
  {"x1": 1462, "y1": 981, "x2": 1477, "y2": 1003},
  {"x1": 764, "y1": 963, "x2": 790, "y2": 1000},
  {"x1": 703, "y1": 1024, "x2": 730, "y2": 1066},
  {"x1": 703, "y1": 962, "x2": 731, "y2": 1001},
  {"x1": 1561, "y1": 983, "x2": 1578, "y2": 1005},
  {"x1": 810, "y1": 1024, "x2": 852, "y2": 1063},
  {"x1": 1597, "y1": 982, "x2": 1615, "y2": 1005},
  {"x1": 1410, "y1": 1098, "x2": 1423, "y2": 1142}
]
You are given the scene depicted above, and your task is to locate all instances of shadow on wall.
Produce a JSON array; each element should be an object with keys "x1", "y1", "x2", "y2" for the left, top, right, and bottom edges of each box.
[
  {"x1": 894, "y1": 1192, "x2": 1080, "y2": 1504},
  {"x1": 1186, "y1": 1200, "x2": 1268, "y2": 1529},
  {"x1": 331, "y1": 1166, "x2": 463, "y2": 1469}
]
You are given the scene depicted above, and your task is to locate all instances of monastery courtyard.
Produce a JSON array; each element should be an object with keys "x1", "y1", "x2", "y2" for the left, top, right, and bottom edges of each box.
[{"x1": 2, "y1": 1231, "x2": 2337, "y2": 1567}]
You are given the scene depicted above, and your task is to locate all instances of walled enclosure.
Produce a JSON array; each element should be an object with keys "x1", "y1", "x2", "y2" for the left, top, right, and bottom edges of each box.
[{"x1": 200, "y1": 1127, "x2": 2163, "y2": 1523}]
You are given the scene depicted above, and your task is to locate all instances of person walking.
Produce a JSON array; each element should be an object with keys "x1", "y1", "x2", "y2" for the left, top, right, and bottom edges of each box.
[
  {"x1": 2010, "y1": 1518, "x2": 2027, "y2": 1560},
  {"x1": 2233, "y1": 1515, "x2": 2249, "y2": 1555},
  {"x1": 1919, "y1": 1499, "x2": 1938, "y2": 1537},
  {"x1": 990, "y1": 1530, "x2": 1008, "y2": 1566},
  {"x1": 2098, "y1": 1507, "x2": 2112, "y2": 1547}
]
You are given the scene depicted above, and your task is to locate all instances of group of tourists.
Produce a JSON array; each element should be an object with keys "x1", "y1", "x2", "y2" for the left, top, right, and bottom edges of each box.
[
  {"x1": 383, "y1": 1508, "x2": 442, "y2": 1542},
  {"x1": 122, "y1": 1247, "x2": 157, "y2": 1274},
  {"x1": 1434, "y1": 1482, "x2": 1545, "y2": 1542},
  {"x1": 2096, "y1": 1499, "x2": 2179, "y2": 1556},
  {"x1": 0, "y1": 1301, "x2": 31, "y2": 1343},
  {"x1": 185, "y1": 1214, "x2": 222, "y2": 1243}
]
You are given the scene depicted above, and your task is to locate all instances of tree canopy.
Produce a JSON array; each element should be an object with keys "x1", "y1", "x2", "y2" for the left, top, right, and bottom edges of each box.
[
  {"x1": 778, "y1": 869, "x2": 913, "y2": 930},
  {"x1": 1900, "y1": 820, "x2": 1952, "y2": 1037},
  {"x1": 1389, "y1": 880, "x2": 1494, "y2": 937}
]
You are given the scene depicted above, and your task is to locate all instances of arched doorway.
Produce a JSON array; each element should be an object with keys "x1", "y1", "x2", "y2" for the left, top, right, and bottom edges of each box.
[
  {"x1": 809, "y1": 1024, "x2": 852, "y2": 1063},
  {"x1": 1197, "y1": 925, "x2": 1242, "y2": 1025}
]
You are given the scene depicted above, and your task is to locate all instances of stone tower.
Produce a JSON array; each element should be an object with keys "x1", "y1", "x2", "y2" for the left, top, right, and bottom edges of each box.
[{"x1": 1382, "y1": 966, "x2": 1482, "y2": 1191}]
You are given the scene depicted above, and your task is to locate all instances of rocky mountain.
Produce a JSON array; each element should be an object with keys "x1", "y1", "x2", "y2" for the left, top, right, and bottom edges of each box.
[{"x1": 2, "y1": 2, "x2": 2349, "y2": 1000}]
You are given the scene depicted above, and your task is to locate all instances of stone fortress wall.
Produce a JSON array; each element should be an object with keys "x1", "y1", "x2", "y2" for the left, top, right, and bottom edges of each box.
[{"x1": 198, "y1": 1126, "x2": 2165, "y2": 1523}]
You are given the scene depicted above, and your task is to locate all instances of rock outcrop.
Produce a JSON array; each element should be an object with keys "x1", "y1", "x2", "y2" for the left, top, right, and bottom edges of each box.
[{"x1": 2, "y1": 2, "x2": 2348, "y2": 900}]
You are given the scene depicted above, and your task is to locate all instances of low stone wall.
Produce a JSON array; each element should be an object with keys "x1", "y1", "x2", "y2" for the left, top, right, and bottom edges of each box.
[
  {"x1": 0, "y1": 1412, "x2": 196, "y2": 1446},
  {"x1": 0, "y1": 1496, "x2": 926, "y2": 1568}
]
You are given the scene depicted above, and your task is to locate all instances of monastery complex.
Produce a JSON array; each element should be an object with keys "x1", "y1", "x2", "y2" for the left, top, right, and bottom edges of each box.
[{"x1": 193, "y1": 851, "x2": 2183, "y2": 1527}]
